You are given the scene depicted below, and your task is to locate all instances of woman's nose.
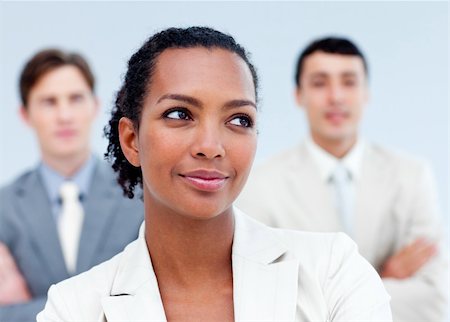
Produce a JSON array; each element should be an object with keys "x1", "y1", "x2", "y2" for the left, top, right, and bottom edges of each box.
[{"x1": 190, "y1": 124, "x2": 226, "y2": 160}]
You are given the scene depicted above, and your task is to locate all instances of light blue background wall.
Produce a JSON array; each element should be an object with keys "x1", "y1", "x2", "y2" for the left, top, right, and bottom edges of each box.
[{"x1": 0, "y1": 1, "x2": 448, "y2": 223}]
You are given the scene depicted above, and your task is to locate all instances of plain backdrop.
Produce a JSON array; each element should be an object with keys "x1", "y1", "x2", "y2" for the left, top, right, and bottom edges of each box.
[{"x1": 0, "y1": 2, "x2": 448, "y2": 224}]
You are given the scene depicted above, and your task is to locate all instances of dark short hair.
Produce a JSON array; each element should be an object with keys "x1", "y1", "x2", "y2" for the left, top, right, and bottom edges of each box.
[
  {"x1": 104, "y1": 26, "x2": 259, "y2": 199},
  {"x1": 19, "y1": 49, "x2": 95, "y2": 107},
  {"x1": 294, "y1": 37, "x2": 368, "y2": 87}
]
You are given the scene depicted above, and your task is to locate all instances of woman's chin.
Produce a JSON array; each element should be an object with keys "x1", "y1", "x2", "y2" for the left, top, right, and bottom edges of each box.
[{"x1": 177, "y1": 203, "x2": 233, "y2": 221}]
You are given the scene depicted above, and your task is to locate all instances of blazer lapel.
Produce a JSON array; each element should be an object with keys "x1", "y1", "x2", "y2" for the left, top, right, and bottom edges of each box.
[
  {"x1": 232, "y1": 209, "x2": 299, "y2": 321},
  {"x1": 354, "y1": 145, "x2": 397, "y2": 267},
  {"x1": 101, "y1": 226, "x2": 167, "y2": 321},
  {"x1": 16, "y1": 169, "x2": 68, "y2": 281},
  {"x1": 103, "y1": 211, "x2": 300, "y2": 322},
  {"x1": 291, "y1": 144, "x2": 341, "y2": 231},
  {"x1": 77, "y1": 161, "x2": 121, "y2": 273},
  {"x1": 102, "y1": 294, "x2": 166, "y2": 322}
]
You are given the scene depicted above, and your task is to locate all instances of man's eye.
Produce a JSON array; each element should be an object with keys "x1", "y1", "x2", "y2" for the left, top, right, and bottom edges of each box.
[
  {"x1": 229, "y1": 115, "x2": 253, "y2": 128},
  {"x1": 343, "y1": 80, "x2": 356, "y2": 87},
  {"x1": 165, "y1": 109, "x2": 190, "y2": 120},
  {"x1": 71, "y1": 94, "x2": 85, "y2": 103},
  {"x1": 311, "y1": 82, "x2": 325, "y2": 88},
  {"x1": 41, "y1": 98, "x2": 56, "y2": 106}
]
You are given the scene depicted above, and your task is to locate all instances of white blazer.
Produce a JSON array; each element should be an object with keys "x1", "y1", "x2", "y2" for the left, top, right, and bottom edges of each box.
[
  {"x1": 237, "y1": 142, "x2": 448, "y2": 321},
  {"x1": 37, "y1": 209, "x2": 391, "y2": 322}
]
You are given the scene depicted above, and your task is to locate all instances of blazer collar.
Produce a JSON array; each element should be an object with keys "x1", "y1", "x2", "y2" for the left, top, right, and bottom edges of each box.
[
  {"x1": 353, "y1": 144, "x2": 392, "y2": 261},
  {"x1": 76, "y1": 160, "x2": 123, "y2": 273},
  {"x1": 287, "y1": 143, "x2": 341, "y2": 231},
  {"x1": 305, "y1": 137, "x2": 365, "y2": 182},
  {"x1": 101, "y1": 223, "x2": 166, "y2": 321},
  {"x1": 15, "y1": 160, "x2": 124, "y2": 278},
  {"x1": 15, "y1": 169, "x2": 69, "y2": 282},
  {"x1": 102, "y1": 210, "x2": 299, "y2": 321},
  {"x1": 232, "y1": 207, "x2": 287, "y2": 264},
  {"x1": 232, "y1": 208, "x2": 299, "y2": 321}
]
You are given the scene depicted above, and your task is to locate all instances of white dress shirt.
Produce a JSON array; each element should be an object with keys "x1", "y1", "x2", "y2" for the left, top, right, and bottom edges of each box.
[{"x1": 305, "y1": 137, "x2": 365, "y2": 237}]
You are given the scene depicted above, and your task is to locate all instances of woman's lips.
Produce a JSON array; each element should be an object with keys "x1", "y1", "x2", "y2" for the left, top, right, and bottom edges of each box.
[{"x1": 180, "y1": 170, "x2": 228, "y2": 192}]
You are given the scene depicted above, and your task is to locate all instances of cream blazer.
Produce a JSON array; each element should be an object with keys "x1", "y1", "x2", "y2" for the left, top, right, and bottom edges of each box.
[
  {"x1": 237, "y1": 142, "x2": 448, "y2": 322},
  {"x1": 37, "y1": 209, "x2": 391, "y2": 322}
]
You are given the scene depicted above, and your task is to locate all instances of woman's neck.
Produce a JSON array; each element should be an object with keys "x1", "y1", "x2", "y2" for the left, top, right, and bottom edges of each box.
[{"x1": 145, "y1": 202, "x2": 234, "y2": 288}]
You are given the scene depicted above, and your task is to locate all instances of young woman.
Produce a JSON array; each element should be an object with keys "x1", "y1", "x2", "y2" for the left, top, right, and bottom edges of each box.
[{"x1": 37, "y1": 27, "x2": 392, "y2": 322}]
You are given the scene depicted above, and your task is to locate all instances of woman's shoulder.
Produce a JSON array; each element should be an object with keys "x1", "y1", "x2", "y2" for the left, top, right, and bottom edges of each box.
[
  {"x1": 236, "y1": 208, "x2": 354, "y2": 257},
  {"x1": 234, "y1": 210, "x2": 392, "y2": 320},
  {"x1": 270, "y1": 223, "x2": 359, "y2": 275},
  {"x1": 234, "y1": 208, "x2": 364, "y2": 279},
  {"x1": 273, "y1": 225, "x2": 354, "y2": 255}
]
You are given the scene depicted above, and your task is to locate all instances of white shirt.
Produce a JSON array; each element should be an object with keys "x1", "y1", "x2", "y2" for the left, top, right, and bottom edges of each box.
[
  {"x1": 305, "y1": 137, "x2": 365, "y2": 236},
  {"x1": 304, "y1": 136, "x2": 365, "y2": 184}
]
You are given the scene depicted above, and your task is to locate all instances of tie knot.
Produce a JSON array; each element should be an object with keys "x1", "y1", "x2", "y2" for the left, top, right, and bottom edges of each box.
[
  {"x1": 59, "y1": 181, "x2": 80, "y2": 202},
  {"x1": 330, "y1": 163, "x2": 351, "y2": 183}
]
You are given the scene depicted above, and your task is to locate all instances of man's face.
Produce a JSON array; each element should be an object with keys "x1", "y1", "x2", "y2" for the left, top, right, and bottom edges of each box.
[
  {"x1": 21, "y1": 65, "x2": 98, "y2": 161},
  {"x1": 295, "y1": 52, "x2": 368, "y2": 146}
]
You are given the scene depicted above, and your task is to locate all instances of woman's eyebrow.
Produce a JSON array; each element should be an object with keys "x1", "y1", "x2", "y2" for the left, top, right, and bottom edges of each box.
[
  {"x1": 157, "y1": 94, "x2": 202, "y2": 107},
  {"x1": 223, "y1": 99, "x2": 257, "y2": 110},
  {"x1": 157, "y1": 94, "x2": 257, "y2": 110}
]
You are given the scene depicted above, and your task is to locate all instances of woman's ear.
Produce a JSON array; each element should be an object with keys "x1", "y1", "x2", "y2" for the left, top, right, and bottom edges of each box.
[{"x1": 119, "y1": 117, "x2": 141, "y2": 167}]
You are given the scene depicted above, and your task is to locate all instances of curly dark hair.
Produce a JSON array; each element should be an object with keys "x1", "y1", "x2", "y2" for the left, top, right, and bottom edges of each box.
[{"x1": 104, "y1": 26, "x2": 259, "y2": 199}]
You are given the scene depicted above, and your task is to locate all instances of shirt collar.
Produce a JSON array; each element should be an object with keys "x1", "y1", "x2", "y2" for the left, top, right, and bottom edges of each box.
[
  {"x1": 305, "y1": 136, "x2": 365, "y2": 182},
  {"x1": 38, "y1": 155, "x2": 97, "y2": 203}
]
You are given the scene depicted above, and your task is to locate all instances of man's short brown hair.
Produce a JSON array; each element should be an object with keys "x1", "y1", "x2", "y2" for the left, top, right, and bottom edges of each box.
[{"x1": 19, "y1": 49, "x2": 95, "y2": 107}]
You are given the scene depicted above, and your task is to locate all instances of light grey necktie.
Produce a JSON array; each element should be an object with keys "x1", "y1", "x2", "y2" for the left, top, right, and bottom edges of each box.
[
  {"x1": 58, "y1": 181, "x2": 84, "y2": 274},
  {"x1": 330, "y1": 163, "x2": 353, "y2": 236}
]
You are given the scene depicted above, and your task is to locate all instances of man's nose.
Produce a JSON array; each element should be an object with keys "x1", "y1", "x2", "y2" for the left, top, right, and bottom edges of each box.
[
  {"x1": 56, "y1": 101, "x2": 74, "y2": 121},
  {"x1": 328, "y1": 84, "x2": 345, "y2": 105}
]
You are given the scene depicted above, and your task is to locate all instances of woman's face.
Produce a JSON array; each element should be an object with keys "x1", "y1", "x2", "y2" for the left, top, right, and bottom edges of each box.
[{"x1": 122, "y1": 47, "x2": 257, "y2": 220}]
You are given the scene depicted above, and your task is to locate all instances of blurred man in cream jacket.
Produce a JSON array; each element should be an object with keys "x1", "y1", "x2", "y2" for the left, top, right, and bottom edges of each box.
[{"x1": 237, "y1": 37, "x2": 448, "y2": 322}]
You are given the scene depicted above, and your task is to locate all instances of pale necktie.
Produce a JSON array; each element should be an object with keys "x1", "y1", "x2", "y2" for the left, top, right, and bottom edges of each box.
[
  {"x1": 330, "y1": 163, "x2": 354, "y2": 236},
  {"x1": 58, "y1": 181, "x2": 84, "y2": 274}
]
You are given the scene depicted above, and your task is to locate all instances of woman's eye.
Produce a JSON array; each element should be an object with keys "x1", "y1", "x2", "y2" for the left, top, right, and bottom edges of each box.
[
  {"x1": 229, "y1": 115, "x2": 253, "y2": 128},
  {"x1": 165, "y1": 109, "x2": 190, "y2": 120}
]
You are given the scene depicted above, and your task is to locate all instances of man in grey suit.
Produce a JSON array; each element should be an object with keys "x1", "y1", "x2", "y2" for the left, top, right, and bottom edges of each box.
[
  {"x1": 0, "y1": 49, "x2": 144, "y2": 321},
  {"x1": 237, "y1": 37, "x2": 448, "y2": 321}
]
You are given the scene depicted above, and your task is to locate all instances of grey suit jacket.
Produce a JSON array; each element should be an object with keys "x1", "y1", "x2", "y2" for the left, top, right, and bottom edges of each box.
[
  {"x1": 237, "y1": 142, "x2": 448, "y2": 322},
  {"x1": 0, "y1": 159, "x2": 144, "y2": 322}
]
